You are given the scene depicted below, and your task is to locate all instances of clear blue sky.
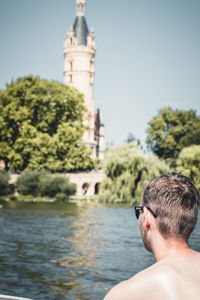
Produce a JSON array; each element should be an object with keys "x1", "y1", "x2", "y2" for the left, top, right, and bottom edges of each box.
[{"x1": 0, "y1": 0, "x2": 200, "y2": 149}]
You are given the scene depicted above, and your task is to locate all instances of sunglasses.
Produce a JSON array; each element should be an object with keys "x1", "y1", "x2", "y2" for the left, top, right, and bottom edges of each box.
[{"x1": 134, "y1": 206, "x2": 158, "y2": 219}]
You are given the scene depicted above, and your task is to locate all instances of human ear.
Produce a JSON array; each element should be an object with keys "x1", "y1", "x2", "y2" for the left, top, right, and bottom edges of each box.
[{"x1": 143, "y1": 207, "x2": 151, "y2": 231}]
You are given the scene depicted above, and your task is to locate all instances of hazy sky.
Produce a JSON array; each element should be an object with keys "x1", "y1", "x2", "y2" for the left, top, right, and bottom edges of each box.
[{"x1": 0, "y1": 0, "x2": 199, "y2": 148}]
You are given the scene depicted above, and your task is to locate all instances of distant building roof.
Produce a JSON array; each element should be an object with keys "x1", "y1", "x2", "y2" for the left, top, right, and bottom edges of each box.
[{"x1": 73, "y1": 16, "x2": 89, "y2": 46}]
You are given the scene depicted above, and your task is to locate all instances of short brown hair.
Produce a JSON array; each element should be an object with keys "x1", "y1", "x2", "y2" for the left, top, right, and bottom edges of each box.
[{"x1": 142, "y1": 172, "x2": 199, "y2": 240}]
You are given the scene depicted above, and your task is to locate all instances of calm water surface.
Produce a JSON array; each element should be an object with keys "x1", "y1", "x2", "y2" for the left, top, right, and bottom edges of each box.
[{"x1": 0, "y1": 202, "x2": 199, "y2": 300}]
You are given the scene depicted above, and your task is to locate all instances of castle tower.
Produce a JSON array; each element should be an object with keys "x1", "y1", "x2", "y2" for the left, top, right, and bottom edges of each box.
[{"x1": 64, "y1": 0, "x2": 104, "y2": 159}]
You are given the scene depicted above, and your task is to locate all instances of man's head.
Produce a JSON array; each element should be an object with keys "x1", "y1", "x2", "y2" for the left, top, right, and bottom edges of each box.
[{"x1": 140, "y1": 172, "x2": 199, "y2": 241}]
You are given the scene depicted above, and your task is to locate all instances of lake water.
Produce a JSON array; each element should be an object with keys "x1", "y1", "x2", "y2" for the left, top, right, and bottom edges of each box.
[{"x1": 0, "y1": 202, "x2": 199, "y2": 300}]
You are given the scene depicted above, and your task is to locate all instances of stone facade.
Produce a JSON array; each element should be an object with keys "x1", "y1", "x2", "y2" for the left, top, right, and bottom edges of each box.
[
  {"x1": 64, "y1": 170, "x2": 104, "y2": 196},
  {"x1": 64, "y1": 0, "x2": 104, "y2": 159}
]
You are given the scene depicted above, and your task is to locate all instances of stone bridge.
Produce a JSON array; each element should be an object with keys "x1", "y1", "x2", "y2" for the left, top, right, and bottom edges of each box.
[
  {"x1": 64, "y1": 170, "x2": 104, "y2": 196},
  {"x1": 10, "y1": 171, "x2": 104, "y2": 197}
]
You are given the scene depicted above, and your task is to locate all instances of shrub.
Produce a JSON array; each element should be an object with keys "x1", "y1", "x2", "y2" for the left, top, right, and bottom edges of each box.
[
  {"x1": 39, "y1": 174, "x2": 76, "y2": 199},
  {"x1": 62, "y1": 181, "x2": 76, "y2": 197},
  {"x1": 55, "y1": 193, "x2": 68, "y2": 202},
  {"x1": 16, "y1": 171, "x2": 40, "y2": 196},
  {"x1": 0, "y1": 170, "x2": 10, "y2": 196},
  {"x1": 9, "y1": 194, "x2": 18, "y2": 201},
  {"x1": 16, "y1": 171, "x2": 76, "y2": 199},
  {"x1": 9, "y1": 184, "x2": 15, "y2": 194}
]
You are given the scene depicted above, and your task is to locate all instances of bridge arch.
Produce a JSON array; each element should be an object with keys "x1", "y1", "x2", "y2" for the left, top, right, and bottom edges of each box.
[
  {"x1": 82, "y1": 182, "x2": 89, "y2": 195},
  {"x1": 94, "y1": 182, "x2": 101, "y2": 195}
]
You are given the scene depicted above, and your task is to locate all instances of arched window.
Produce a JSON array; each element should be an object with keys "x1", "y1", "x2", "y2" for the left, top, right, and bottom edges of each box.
[
  {"x1": 82, "y1": 183, "x2": 89, "y2": 195},
  {"x1": 94, "y1": 182, "x2": 101, "y2": 195}
]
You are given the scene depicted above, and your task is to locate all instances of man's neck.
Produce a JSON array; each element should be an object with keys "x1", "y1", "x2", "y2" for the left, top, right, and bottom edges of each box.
[{"x1": 152, "y1": 236, "x2": 191, "y2": 262}]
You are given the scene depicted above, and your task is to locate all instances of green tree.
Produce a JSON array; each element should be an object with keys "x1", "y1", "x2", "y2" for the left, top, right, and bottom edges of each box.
[
  {"x1": 146, "y1": 108, "x2": 200, "y2": 166},
  {"x1": 98, "y1": 142, "x2": 169, "y2": 204},
  {"x1": 0, "y1": 76, "x2": 94, "y2": 172},
  {"x1": 176, "y1": 145, "x2": 200, "y2": 192}
]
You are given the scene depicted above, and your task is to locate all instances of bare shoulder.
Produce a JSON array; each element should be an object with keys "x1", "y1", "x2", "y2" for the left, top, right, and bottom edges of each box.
[
  {"x1": 103, "y1": 263, "x2": 170, "y2": 300},
  {"x1": 104, "y1": 252, "x2": 200, "y2": 300}
]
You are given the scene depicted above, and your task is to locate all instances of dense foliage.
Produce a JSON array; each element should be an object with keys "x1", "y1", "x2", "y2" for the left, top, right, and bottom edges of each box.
[
  {"x1": 0, "y1": 170, "x2": 10, "y2": 196},
  {"x1": 16, "y1": 171, "x2": 76, "y2": 200},
  {"x1": 16, "y1": 171, "x2": 40, "y2": 197},
  {"x1": 0, "y1": 76, "x2": 94, "y2": 172},
  {"x1": 146, "y1": 108, "x2": 200, "y2": 166},
  {"x1": 98, "y1": 142, "x2": 170, "y2": 204},
  {"x1": 176, "y1": 145, "x2": 200, "y2": 192}
]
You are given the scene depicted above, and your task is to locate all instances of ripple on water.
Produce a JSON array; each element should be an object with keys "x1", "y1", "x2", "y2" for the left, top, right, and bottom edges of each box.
[{"x1": 0, "y1": 203, "x2": 199, "y2": 300}]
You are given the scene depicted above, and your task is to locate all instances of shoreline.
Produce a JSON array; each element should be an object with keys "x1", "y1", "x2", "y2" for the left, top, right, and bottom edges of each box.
[
  {"x1": 0, "y1": 194, "x2": 100, "y2": 205},
  {"x1": 0, "y1": 195, "x2": 131, "y2": 209}
]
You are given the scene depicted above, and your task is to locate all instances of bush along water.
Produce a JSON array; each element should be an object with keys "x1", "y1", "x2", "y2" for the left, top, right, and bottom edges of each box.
[
  {"x1": 0, "y1": 170, "x2": 14, "y2": 196},
  {"x1": 16, "y1": 170, "x2": 76, "y2": 201}
]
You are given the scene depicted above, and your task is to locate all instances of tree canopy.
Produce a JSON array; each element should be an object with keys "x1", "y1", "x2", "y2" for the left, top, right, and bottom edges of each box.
[
  {"x1": 176, "y1": 145, "x2": 200, "y2": 192},
  {"x1": 146, "y1": 108, "x2": 200, "y2": 166},
  {"x1": 0, "y1": 76, "x2": 94, "y2": 172}
]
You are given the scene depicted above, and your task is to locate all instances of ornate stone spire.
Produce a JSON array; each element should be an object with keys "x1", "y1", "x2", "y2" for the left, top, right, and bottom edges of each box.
[
  {"x1": 73, "y1": 0, "x2": 88, "y2": 46},
  {"x1": 76, "y1": 0, "x2": 86, "y2": 16}
]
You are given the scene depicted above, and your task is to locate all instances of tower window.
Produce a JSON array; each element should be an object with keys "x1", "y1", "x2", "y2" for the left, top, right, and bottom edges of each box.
[
  {"x1": 90, "y1": 60, "x2": 94, "y2": 72},
  {"x1": 70, "y1": 62, "x2": 73, "y2": 71}
]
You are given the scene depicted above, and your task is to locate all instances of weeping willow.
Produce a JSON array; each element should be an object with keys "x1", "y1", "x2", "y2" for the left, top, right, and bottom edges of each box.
[{"x1": 98, "y1": 142, "x2": 170, "y2": 205}]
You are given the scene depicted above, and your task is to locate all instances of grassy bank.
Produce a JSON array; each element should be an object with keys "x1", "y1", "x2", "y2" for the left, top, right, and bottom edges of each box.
[{"x1": 0, "y1": 194, "x2": 99, "y2": 204}]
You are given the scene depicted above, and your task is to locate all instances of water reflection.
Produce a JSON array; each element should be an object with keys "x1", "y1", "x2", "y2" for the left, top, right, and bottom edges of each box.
[
  {"x1": 0, "y1": 201, "x2": 103, "y2": 299},
  {"x1": 0, "y1": 201, "x2": 100, "y2": 299},
  {"x1": 52, "y1": 203, "x2": 100, "y2": 299},
  {"x1": 0, "y1": 202, "x2": 199, "y2": 300}
]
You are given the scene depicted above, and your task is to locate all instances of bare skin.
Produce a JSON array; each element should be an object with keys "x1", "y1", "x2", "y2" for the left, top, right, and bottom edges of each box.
[{"x1": 104, "y1": 207, "x2": 200, "y2": 300}]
